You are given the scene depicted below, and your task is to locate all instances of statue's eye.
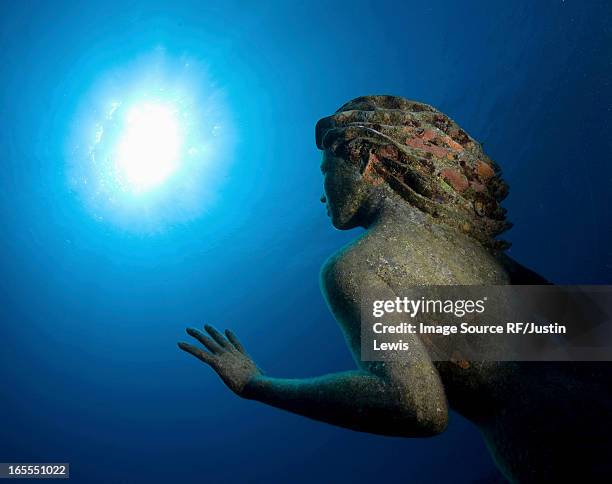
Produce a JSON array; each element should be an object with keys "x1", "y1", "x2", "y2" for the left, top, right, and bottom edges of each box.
[{"x1": 329, "y1": 140, "x2": 343, "y2": 155}]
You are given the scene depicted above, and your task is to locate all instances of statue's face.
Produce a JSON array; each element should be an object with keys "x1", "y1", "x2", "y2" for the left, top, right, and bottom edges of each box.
[{"x1": 320, "y1": 150, "x2": 371, "y2": 229}]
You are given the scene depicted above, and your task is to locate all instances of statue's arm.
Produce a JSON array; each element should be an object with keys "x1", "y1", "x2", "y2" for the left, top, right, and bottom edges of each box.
[
  {"x1": 178, "y1": 257, "x2": 448, "y2": 437},
  {"x1": 243, "y1": 369, "x2": 446, "y2": 437}
]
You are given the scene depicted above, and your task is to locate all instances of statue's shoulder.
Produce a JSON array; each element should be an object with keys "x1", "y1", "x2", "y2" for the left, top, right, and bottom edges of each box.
[{"x1": 320, "y1": 232, "x2": 379, "y2": 300}]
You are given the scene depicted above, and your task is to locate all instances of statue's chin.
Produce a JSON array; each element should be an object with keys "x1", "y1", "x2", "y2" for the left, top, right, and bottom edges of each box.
[{"x1": 331, "y1": 214, "x2": 359, "y2": 231}]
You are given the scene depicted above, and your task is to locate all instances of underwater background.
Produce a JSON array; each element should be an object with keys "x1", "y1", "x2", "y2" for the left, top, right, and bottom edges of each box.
[{"x1": 0, "y1": 1, "x2": 610, "y2": 482}]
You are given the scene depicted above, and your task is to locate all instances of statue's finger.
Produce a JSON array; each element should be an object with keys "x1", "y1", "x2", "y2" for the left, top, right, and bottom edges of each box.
[
  {"x1": 186, "y1": 328, "x2": 223, "y2": 354},
  {"x1": 178, "y1": 342, "x2": 215, "y2": 365},
  {"x1": 204, "y1": 324, "x2": 230, "y2": 348},
  {"x1": 225, "y1": 329, "x2": 246, "y2": 354}
]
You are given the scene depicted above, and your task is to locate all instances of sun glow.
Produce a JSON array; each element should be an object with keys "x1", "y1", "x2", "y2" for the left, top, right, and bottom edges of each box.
[
  {"x1": 115, "y1": 102, "x2": 183, "y2": 192},
  {"x1": 68, "y1": 50, "x2": 233, "y2": 231}
]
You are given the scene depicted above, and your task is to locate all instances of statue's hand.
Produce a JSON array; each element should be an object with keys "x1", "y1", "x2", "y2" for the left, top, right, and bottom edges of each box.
[{"x1": 178, "y1": 325, "x2": 262, "y2": 397}]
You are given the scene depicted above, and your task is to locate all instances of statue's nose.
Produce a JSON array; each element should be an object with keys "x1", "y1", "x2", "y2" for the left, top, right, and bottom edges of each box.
[{"x1": 320, "y1": 194, "x2": 327, "y2": 204}]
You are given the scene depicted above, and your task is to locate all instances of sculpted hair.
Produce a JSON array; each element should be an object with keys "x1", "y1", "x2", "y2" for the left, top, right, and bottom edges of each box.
[{"x1": 316, "y1": 95, "x2": 511, "y2": 251}]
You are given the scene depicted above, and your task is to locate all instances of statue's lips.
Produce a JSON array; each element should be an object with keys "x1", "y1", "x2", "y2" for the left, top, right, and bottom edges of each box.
[{"x1": 320, "y1": 194, "x2": 330, "y2": 216}]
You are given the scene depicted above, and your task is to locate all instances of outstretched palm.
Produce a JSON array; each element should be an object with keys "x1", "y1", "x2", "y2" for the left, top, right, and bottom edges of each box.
[{"x1": 178, "y1": 324, "x2": 262, "y2": 396}]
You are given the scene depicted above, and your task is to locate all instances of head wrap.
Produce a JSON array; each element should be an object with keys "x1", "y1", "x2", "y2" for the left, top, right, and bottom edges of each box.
[{"x1": 316, "y1": 95, "x2": 511, "y2": 250}]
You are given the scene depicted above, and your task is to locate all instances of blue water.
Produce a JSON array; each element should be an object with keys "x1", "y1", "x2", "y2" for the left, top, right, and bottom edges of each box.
[{"x1": 0, "y1": 1, "x2": 610, "y2": 482}]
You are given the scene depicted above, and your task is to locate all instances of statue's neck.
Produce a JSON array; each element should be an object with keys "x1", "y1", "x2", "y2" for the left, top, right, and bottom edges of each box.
[
  {"x1": 362, "y1": 193, "x2": 443, "y2": 237},
  {"x1": 361, "y1": 194, "x2": 510, "y2": 284},
  {"x1": 366, "y1": 199, "x2": 460, "y2": 250}
]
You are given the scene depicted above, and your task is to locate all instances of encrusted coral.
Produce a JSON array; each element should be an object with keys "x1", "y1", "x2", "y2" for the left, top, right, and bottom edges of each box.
[{"x1": 316, "y1": 95, "x2": 511, "y2": 250}]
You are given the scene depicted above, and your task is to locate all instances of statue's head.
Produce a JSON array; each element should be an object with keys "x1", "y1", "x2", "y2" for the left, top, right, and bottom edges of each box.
[{"x1": 316, "y1": 95, "x2": 511, "y2": 250}]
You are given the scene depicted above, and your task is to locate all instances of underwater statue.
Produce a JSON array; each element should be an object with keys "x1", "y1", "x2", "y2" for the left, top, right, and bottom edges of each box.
[{"x1": 179, "y1": 96, "x2": 611, "y2": 482}]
